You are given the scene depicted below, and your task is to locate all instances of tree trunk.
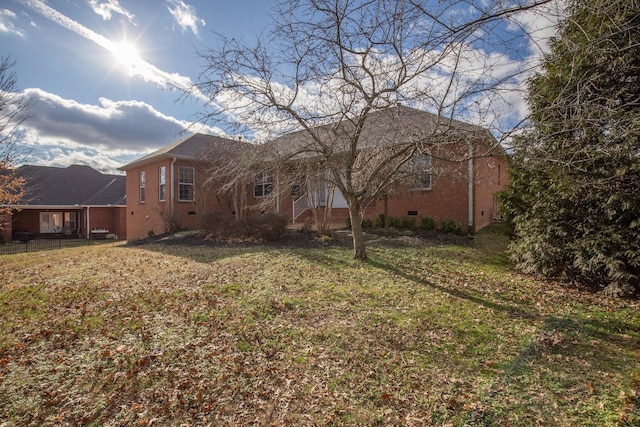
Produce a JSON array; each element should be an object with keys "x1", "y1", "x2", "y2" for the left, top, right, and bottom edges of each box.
[{"x1": 348, "y1": 199, "x2": 367, "y2": 261}]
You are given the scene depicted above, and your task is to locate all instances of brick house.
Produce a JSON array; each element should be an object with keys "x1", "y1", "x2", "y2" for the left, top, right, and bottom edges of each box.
[
  {"x1": 267, "y1": 106, "x2": 507, "y2": 233},
  {"x1": 1, "y1": 165, "x2": 126, "y2": 242},
  {"x1": 120, "y1": 107, "x2": 507, "y2": 240}
]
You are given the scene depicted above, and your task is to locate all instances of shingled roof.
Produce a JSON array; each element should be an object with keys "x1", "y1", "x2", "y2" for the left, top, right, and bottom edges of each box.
[
  {"x1": 119, "y1": 133, "x2": 245, "y2": 171},
  {"x1": 266, "y1": 105, "x2": 497, "y2": 160},
  {"x1": 15, "y1": 165, "x2": 126, "y2": 206}
]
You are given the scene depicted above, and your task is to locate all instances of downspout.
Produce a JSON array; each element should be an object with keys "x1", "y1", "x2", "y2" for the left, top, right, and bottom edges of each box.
[
  {"x1": 170, "y1": 157, "x2": 177, "y2": 216},
  {"x1": 468, "y1": 141, "x2": 474, "y2": 236}
]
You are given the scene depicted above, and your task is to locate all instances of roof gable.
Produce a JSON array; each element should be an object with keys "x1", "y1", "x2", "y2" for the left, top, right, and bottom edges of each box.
[{"x1": 119, "y1": 133, "x2": 246, "y2": 170}]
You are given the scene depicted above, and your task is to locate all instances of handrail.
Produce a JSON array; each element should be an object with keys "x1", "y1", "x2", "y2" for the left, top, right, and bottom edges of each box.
[{"x1": 292, "y1": 194, "x2": 310, "y2": 223}]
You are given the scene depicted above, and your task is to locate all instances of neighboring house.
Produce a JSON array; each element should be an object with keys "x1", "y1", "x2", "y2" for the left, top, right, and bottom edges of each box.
[
  {"x1": 120, "y1": 107, "x2": 508, "y2": 240},
  {"x1": 1, "y1": 165, "x2": 127, "y2": 242}
]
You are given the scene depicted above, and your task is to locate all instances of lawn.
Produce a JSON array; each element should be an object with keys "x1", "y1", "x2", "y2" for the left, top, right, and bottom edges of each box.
[{"x1": 0, "y1": 226, "x2": 638, "y2": 426}]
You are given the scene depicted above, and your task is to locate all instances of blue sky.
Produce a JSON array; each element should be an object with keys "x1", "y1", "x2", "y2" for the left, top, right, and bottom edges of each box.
[
  {"x1": 1, "y1": 0, "x2": 274, "y2": 172},
  {"x1": 1, "y1": 0, "x2": 562, "y2": 174}
]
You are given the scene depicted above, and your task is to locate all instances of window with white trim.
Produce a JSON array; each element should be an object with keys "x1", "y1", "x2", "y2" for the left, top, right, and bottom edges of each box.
[
  {"x1": 139, "y1": 170, "x2": 146, "y2": 202},
  {"x1": 159, "y1": 166, "x2": 166, "y2": 202},
  {"x1": 178, "y1": 166, "x2": 195, "y2": 201},
  {"x1": 254, "y1": 172, "x2": 273, "y2": 198},
  {"x1": 411, "y1": 152, "x2": 432, "y2": 190}
]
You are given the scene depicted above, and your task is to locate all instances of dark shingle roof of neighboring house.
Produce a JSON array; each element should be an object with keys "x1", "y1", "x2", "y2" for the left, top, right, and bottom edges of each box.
[
  {"x1": 15, "y1": 164, "x2": 126, "y2": 206},
  {"x1": 119, "y1": 133, "x2": 245, "y2": 171}
]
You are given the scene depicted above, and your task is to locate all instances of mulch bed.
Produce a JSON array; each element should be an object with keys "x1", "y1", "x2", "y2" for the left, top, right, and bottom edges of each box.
[{"x1": 126, "y1": 227, "x2": 471, "y2": 250}]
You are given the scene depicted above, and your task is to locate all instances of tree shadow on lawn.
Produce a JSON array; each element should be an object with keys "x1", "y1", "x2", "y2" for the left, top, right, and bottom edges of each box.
[
  {"x1": 366, "y1": 251, "x2": 640, "y2": 425},
  {"x1": 365, "y1": 250, "x2": 537, "y2": 320},
  {"x1": 366, "y1": 249, "x2": 639, "y2": 354}
]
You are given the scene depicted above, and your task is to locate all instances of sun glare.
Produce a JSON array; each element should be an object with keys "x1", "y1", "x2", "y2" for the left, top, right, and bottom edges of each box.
[{"x1": 111, "y1": 41, "x2": 142, "y2": 72}]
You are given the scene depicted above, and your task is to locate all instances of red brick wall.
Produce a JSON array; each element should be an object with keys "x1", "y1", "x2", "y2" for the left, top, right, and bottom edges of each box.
[
  {"x1": 11, "y1": 209, "x2": 40, "y2": 236},
  {"x1": 274, "y1": 152, "x2": 471, "y2": 231},
  {"x1": 115, "y1": 206, "x2": 127, "y2": 239},
  {"x1": 473, "y1": 154, "x2": 508, "y2": 231},
  {"x1": 87, "y1": 206, "x2": 126, "y2": 239},
  {"x1": 125, "y1": 159, "x2": 228, "y2": 240}
]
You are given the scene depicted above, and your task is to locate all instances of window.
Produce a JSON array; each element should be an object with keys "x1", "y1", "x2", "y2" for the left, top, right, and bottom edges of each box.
[
  {"x1": 64, "y1": 212, "x2": 77, "y2": 231},
  {"x1": 159, "y1": 166, "x2": 166, "y2": 201},
  {"x1": 139, "y1": 170, "x2": 146, "y2": 202},
  {"x1": 411, "y1": 152, "x2": 432, "y2": 190},
  {"x1": 40, "y1": 212, "x2": 62, "y2": 233},
  {"x1": 178, "y1": 166, "x2": 195, "y2": 201},
  {"x1": 254, "y1": 172, "x2": 273, "y2": 198}
]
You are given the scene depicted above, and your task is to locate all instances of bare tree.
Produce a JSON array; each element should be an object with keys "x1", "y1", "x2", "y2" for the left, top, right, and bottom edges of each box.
[
  {"x1": 0, "y1": 57, "x2": 32, "y2": 234},
  {"x1": 194, "y1": 0, "x2": 556, "y2": 260},
  {"x1": 203, "y1": 137, "x2": 260, "y2": 221}
]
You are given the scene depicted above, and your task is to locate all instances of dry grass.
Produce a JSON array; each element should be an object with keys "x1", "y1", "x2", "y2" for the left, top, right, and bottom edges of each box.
[{"x1": 0, "y1": 226, "x2": 638, "y2": 426}]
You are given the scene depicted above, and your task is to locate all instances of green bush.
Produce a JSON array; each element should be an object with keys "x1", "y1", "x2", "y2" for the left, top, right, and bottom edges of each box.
[
  {"x1": 375, "y1": 213, "x2": 386, "y2": 228},
  {"x1": 345, "y1": 217, "x2": 373, "y2": 229},
  {"x1": 440, "y1": 218, "x2": 463, "y2": 235},
  {"x1": 419, "y1": 217, "x2": 436, "y2": 231},
  {"x1": 400, "y1": 217, "x2": 416, "y2": 229},
  {"x1": 387, "y1": 216, "x2": 401, "y2": 228}
]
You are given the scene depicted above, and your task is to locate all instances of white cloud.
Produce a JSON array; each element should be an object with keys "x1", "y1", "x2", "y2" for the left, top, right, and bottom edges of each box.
[
  {"x1": 88, "y1": 0, "x2": 135, "y2": 23},
  {"x1": 509, "y1": 0, "x2": 567, "y2": 57},
  {"x1": 167, "y1": 0, "x2": 205, "y2": 36},
  {"x1": 29, "y1": 144, "x2": 128, "y2": 174},
  {"x1": 16, "y1": 88, "x2": 224, "y2": 170},
  {"x1": 0, "y1": 9, "x2": 25, "y2": 37}
]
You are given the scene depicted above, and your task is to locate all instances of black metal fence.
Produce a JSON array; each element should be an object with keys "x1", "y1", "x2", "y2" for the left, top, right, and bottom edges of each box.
[{"x1": 0, "y1": 238, "x2": 114, "y2": 256}]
